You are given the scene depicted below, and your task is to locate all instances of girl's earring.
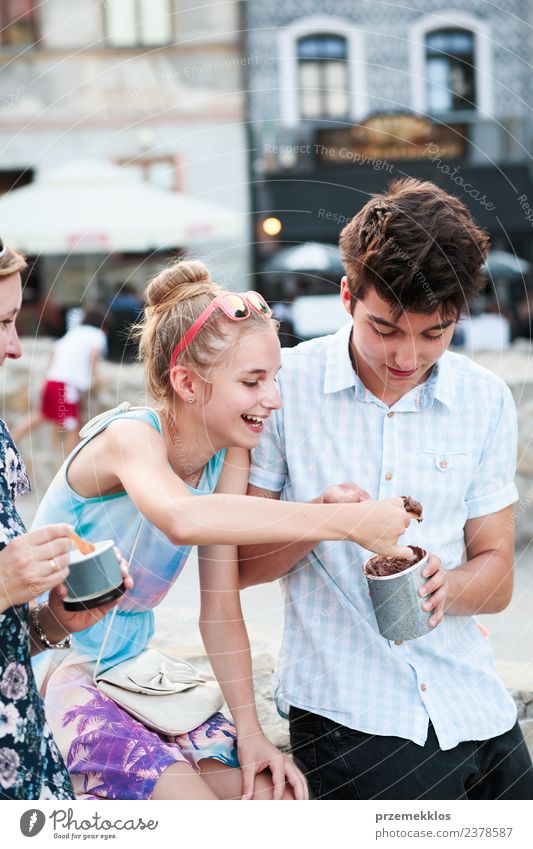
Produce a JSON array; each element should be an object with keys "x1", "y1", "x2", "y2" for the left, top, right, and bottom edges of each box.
[{"x1": 187, "y1": 397, "x2": 195, "y2": 405}]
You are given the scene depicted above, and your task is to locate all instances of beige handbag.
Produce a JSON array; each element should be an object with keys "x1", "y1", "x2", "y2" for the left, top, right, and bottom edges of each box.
[
  {"x1": 95, "y1": 648, "x2": 224, "y2": 736},
  {"x1": 93, "y1": 513, "x2": 224, "y2": 737}
]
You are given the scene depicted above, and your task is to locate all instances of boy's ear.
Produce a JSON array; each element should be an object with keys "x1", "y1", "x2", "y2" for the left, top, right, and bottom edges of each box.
[{"x1": 340, "y1": 275, "x2": 354, "y2": 316}]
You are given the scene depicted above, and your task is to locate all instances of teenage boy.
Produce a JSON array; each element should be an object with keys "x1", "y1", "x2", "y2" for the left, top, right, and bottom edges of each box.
[{"x1": 240, "y1": 178, "x2": 533, "y2": 799}]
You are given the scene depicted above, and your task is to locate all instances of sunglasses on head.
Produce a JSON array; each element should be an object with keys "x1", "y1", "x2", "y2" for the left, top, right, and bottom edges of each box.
[{"x1": 169, "y1": 291, "x2": 272, "y2": 368}]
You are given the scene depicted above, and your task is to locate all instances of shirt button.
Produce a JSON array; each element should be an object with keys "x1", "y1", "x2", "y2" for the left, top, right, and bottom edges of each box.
[
  {"x1": 439, "y1": 460, "x2": 448, "y2": 469},
  {"x1": 385, "y1": 472, "x2": 393, "y2": 481},
  {"x1": 334, "y1": 730, "x2": 341, "y2": 738},
  {"x1": 394, "y1": 639, "x2": 402, "y2": 646},
  {"x1": 387, "y1": 411, "x2": 394, "y2": 418},
  {"x1": 420, "y1": 683, "x2": 427, "y2": 692}
]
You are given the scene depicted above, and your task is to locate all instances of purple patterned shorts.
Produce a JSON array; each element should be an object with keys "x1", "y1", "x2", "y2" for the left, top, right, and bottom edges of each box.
[{"x1": 44, "y1": 657, "x2": 239, "y2": 800}]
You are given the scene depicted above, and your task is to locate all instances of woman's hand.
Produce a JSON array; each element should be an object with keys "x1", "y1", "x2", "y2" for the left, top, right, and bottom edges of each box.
[
  {"x1": 418, "y1": 554, "x2": 449, "y2": 628},
  {"x1": 0, "y1": 524, "x2": 73, "y2": 613},
  {"x1": 46, "y1": 547, "x2": 133, "y2": 636},
  {"x1": 237, "y1": 731, "x2": 309, "y2": 800}
]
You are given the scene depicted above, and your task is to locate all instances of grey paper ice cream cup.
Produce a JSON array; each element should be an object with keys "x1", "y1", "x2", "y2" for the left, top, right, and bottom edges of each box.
[
  {"x1": 63, "y1": 539, "x2": 125, "y2": 611},
  {"x1": 364, "y1": 548, "x2": 431, "y2": 641}
]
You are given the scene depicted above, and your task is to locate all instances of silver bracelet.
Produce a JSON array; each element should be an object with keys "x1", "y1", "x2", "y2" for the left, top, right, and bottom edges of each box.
[{"x1": 31, "y1": 602, "x2": 72, "y2": 651}]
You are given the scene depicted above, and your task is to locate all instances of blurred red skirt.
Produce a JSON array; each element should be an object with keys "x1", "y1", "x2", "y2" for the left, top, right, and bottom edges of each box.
[{"x1": 40, "y1": 380, "x2": 80, "y2": 431}]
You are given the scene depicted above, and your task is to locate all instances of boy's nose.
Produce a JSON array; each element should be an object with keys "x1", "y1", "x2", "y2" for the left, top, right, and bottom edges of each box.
[{"x1": 392, "y1": 341, "x2": 417, "y2": 371}]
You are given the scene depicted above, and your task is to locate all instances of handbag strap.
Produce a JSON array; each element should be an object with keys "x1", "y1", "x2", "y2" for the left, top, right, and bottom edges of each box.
[{"x1": 93, "y1": 514, "x2": 145, "y2": 684}]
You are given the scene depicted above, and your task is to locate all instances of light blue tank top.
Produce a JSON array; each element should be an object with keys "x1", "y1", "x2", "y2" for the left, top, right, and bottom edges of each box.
[{"x1": 32, "y1": 404, "x2": 226, "y2": 671}]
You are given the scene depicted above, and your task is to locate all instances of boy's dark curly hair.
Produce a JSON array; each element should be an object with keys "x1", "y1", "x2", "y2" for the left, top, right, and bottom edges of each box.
[{"x1": 339, "y1": 177, "x2": 490, "y2": 321}]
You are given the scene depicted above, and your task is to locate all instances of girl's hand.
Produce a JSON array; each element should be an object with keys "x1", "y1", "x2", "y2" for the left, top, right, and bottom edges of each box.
[
  {"x1": 237, "y1": 732, "x2": 309, "y2": 800},
  {"x1": 0, "y1": 524, "x2": 73, "y2": 613},
  {"x1": 46, "y1": 547, "x2": 133, "y2": 635},
  {"x1": 346, "y1": 498, "x2": 414, "y2": 557},
  {"x1": 418, "y1": 554, "x2": 448, "y2": 628}
]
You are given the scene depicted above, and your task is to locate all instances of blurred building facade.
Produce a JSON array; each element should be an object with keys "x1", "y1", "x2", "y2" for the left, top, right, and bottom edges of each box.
[
  {"x1": 0, "y1": 0, "x2": 250, "y2": 323},
  {"x1": 243, "y1": 0, "x2": 533, "y2": 301}
]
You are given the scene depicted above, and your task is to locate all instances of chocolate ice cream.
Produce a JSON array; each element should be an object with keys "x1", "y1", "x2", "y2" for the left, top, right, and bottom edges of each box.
[
  {"x1": 401, "y1": 496, "x2": 423, "y2": 521},
  {"x1": 365, "y1": 545, "x2": 425, "y2": 578}
]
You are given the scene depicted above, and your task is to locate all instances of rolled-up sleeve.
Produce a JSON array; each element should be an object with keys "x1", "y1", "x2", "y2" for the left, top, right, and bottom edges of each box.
[
  {"x1": 249, "y1": 405, "x2": 288, "y2": 493},
  {"x1": 465, "y1": 383, "x2": 518, "y2": 519}
]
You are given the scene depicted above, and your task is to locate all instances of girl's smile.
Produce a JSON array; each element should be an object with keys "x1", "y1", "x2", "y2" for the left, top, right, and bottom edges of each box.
[{"x1": 241, "y1": 414, "x2": 267, "y2": 433}]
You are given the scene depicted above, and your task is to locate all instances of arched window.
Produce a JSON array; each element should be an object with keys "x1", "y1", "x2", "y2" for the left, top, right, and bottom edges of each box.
[
  {"x1": 297, "y1": 34, "x2": 349, "y2": 119},
  {"x1": 410, "y1": 13, "x2": 492, "y2": 117},
  {"x1": 278, "y1": 17, "x2": 366, "y2": 127},
  {"x1": 426, "y1": 28, "x2": 476, "y2": 113}
]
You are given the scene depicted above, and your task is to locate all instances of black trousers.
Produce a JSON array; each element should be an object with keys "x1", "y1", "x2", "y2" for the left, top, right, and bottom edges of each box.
[{"x1": 289, "y1": 707, "x2": 533, "y2": 800}]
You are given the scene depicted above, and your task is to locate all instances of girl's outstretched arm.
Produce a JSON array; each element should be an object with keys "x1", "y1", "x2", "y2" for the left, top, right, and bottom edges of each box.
[{"x1": 94, "y1": 419, "x2": 413, "y2": 552}]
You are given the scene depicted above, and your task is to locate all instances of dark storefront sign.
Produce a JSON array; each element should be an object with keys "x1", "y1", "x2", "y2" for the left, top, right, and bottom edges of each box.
[
  {"x1": 258, "y1": 163, "x2": 533, "y2": 245},
  {"x1": 315, "y1": 114, "x2": 467, "y2": 165}
]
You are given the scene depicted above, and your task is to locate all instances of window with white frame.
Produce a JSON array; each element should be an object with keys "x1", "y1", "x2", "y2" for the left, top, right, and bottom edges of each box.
[
  {"x1": 426, "y1": 28, "x2": 476, "y2": 113},
  {"x1": 106, "y1": 0, "x2": 174, "y2": 47},
  {"x1": 297, "y1": 33, "x2": 349, "y2": 119},
  {"x1": 279, "y1": 17, "x2": 366, "y2": 127},
  {"x1": 410, "y1": 13, "x2": 492, "y2": 117}
]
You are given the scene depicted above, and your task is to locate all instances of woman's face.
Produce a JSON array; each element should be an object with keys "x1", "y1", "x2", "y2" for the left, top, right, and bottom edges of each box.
[
  {"x1": 196, "y1": 326, "x2": 282, "y2": 450},
  {"x1": 0, "y1": 273, "x2": 22, "y2": 366}
]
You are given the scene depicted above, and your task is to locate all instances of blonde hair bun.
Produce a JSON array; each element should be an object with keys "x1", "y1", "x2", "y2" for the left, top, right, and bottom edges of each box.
[
  {"x1": 136, "y1": 258, "x2": 278, "y2": 407},
  {"x1": 146, "y1": 260, "x2": 217, "y2": 313}
]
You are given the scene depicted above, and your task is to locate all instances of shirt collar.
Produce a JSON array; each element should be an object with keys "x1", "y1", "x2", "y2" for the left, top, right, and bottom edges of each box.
[
  {"x1": 323, "y1": 322, "x2": 359, "y2": 395},
  {"x1": 428, "y1": 351, "x2": 455, "y2": 410},
  {"x1": 323, "y1": 322, "x2": 455, "y2": 410}
]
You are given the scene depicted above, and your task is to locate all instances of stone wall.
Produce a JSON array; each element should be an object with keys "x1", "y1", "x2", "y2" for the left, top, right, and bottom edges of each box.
[{"x1": 500, "y1": 662, "x2": 533, "y2": 758}]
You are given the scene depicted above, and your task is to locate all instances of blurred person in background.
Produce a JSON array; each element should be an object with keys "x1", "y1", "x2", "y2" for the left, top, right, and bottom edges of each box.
[
  {"x1": 13, "y1": 305, "x2": 108, "y2": 453},
  {"x1": 513, "y1": 293, "x2": 532, "y2": 340},
  {"x1": 459, "y1": 298, "x2": 512, "y2": 352},
  {"x1": 106, "y1": 284, "x2": 143, "y2": 363}
]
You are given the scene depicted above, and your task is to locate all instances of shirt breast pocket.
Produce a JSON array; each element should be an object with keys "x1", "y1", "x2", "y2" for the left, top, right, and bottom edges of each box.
[{"x1": 419, "y1": 448, "x2": 476, "y2": 495}]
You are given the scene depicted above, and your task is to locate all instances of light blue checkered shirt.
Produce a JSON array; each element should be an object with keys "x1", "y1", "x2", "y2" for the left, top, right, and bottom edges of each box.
[{"x1": 249, "y1": 322, "x2": 518, "y2": 750}]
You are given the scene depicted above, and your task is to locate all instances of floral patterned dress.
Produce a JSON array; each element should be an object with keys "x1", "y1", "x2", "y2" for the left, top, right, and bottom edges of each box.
[{"x1": 0, "y1": 421, "x2": 74, "y2": 800}]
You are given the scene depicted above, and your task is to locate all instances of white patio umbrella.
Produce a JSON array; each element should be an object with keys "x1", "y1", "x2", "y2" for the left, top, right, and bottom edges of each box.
[
  {"x1": 0, "y1": 159, "x2": 241, "y2": 255},
  {"x1": 263, "y1": 241, "x2": 345, "y2": 277},
  {"x1": 483, "y1": 250, "x2": 531, "y2": 279}
]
